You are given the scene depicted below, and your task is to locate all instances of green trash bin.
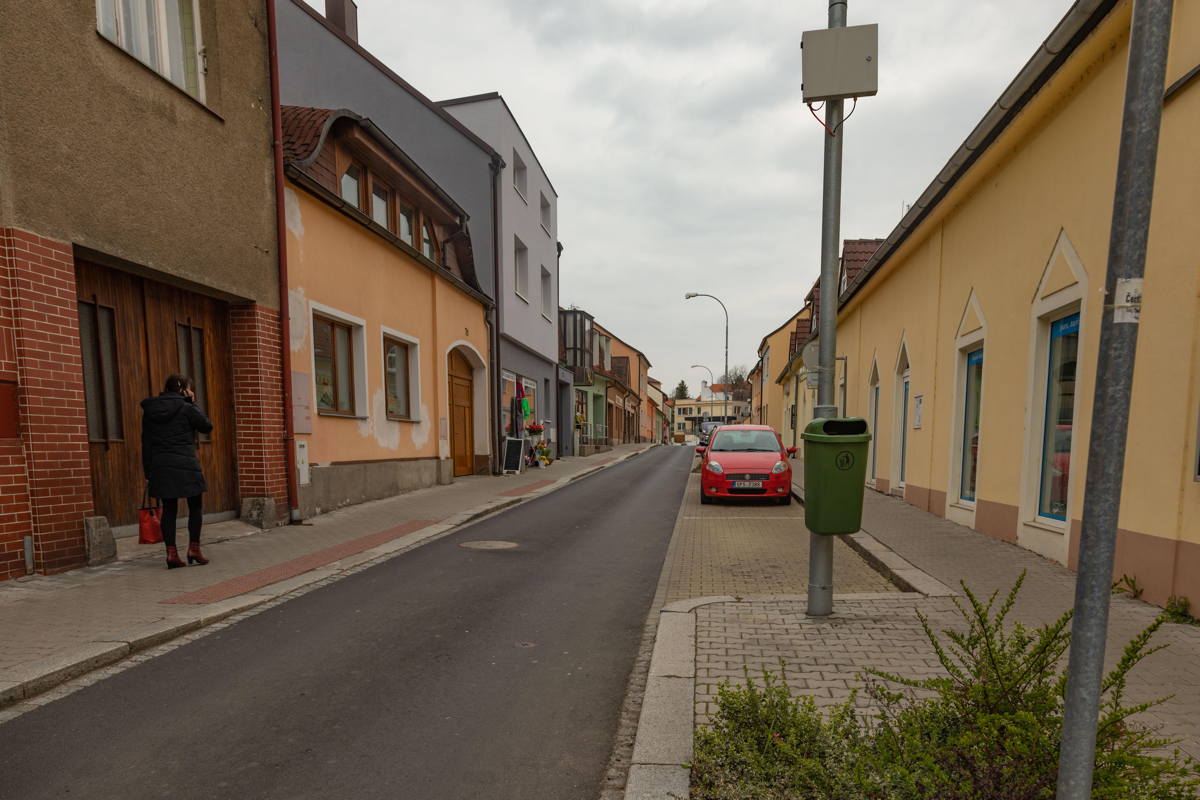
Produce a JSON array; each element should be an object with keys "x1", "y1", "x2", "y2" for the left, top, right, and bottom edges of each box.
[{"x1": 801, "y1": 418, "x2": 871, "y2": 534}]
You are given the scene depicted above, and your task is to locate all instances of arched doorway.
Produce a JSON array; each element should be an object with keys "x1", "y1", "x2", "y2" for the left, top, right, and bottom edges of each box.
[{"x1": 448, "y1": 349, "x2": 475, "y2": 477}]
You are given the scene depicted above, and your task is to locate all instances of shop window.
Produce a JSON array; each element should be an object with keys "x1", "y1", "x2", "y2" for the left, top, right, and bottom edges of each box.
[
  {"x1": 78, "y1": 300, "x2": 123, "y2": 442},
  {"x1": 96, "y1": 0, "x2": 205, "y2": 100},
  {"x1": 501, "y1": 371, "x2": 516, "y2": 436},
  {"x1": 524, "y1": 379, "x2": 538, "y2": 425},
  {"x1": 1038, "y1": 313, "x2": 1079, "y2": 520},
  {"x1": 960, "y1": 348, "x2": 984, "y2": 502},
  {"x1": 341, "y1": 163, "x2": 363, "y2": 209},
  {"x1": 313, "y1": 314, "x2": 356, "y2": 416},
  {"x1": 383, "y1": 336, "x2": 412, "y2": 420},
  {"x1": 176, "y1": 322, "x2": 210, "y2": 441}
]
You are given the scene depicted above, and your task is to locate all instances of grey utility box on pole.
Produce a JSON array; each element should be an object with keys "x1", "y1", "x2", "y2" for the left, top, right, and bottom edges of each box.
[{"x1": 802, "y1": 24, "x2": 878, "y2": 103}]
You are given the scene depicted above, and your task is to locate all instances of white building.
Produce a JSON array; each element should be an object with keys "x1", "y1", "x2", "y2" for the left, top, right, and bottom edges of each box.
[{"x1": 440, "y1": 93, "x2": 566, "y2": 452}]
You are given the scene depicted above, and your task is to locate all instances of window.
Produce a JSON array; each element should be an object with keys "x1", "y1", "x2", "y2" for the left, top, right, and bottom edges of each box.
[
  {"x1": 868, "y1": 363, "x2": 879, "y2": 480},
  {"x1": 78, "y1": 300, "x2": 122, "y2": 441},
  {"x1": 900, "y1": 373, "x2": 910, "y2": 484},
  {"x1": 383, "y1": 336, "x2": 411, "y2": 420},
  {"x1": 512, "y1": 150, "x2": 527, "y2": 198},
  {"x1": 540, "y1": 266, "x2": 553, "y2": 318},
  {"x1": 1038, "y1": 313, "x2": 1079, "y2": 520},
  {"x1": 176, "y1": 322, "x2": 210, "y2": 441},
  {"x1": 960, "y1": 349, "x2": 984, "y2": 501},
  {"x1": 421, "y1": 221, "x2": 437, "y2": 262},
  {"x1": 540, "y1": 193, "x2": 552, "y2": 232},
  {"x1": 96, "y1": 0, "x2": 205, "y2": 101},
  {"x1": 371, "y1": 182, "x2": 390, "y2": 229},
  {"x1": 514, "y1": 236, "x2": 529, "y2": 298},
  {"x1": 341, "y1": 163, "x2": 363, "y2": 209},
  {"x1": 398, "y1": 204, "x2": 414, "y2": 246},
  {"x1": 524, "y1": 379, "x2": 538, "y2": 426},
  {"x1": 894, "y1": 345, "x2": 910, "y2": 487},
  {"x1": 313, "y1": 315, "x2": 355, "y2": 415}
]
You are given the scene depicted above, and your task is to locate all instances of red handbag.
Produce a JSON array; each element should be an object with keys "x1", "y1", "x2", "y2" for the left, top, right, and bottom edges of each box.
[{"x1": 138, "y1": 489, "x2": 162, "y2": 545}]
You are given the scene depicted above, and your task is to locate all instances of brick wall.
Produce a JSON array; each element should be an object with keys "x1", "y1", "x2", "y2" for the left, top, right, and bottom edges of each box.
[
  {"x1": 0, "y1": 228, "x2": 92, "y2": 576},
  {"x1": 230, "y1": 304, "x2": 288, "y2": 521}
]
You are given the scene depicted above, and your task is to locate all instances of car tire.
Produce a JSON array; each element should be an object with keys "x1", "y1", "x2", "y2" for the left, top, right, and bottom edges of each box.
[
  {"x1": 700, "y1": 493, "x2": 712, "y2": 505},
  {"x1": 780, "y1": 494, "x2": 792, "y2": 505}
]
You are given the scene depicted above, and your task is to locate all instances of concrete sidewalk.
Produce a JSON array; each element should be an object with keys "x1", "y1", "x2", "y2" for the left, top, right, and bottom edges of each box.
[
  {"x1": 0, "y1": 443, "x2": 654, "y2": 715},
  {"x1": 624, "y1": 479, "x2": 1200, "y2": 799}
]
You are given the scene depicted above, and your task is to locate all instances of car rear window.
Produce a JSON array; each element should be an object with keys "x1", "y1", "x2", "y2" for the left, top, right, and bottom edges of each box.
[{"x1": 709, "y1": 430, "x2": 780, "y2": 452}]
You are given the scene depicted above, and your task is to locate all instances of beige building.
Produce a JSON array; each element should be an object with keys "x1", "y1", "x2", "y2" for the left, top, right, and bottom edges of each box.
[{"x1": 810, "y1": 0, "x2": 1198, "y2": 607}]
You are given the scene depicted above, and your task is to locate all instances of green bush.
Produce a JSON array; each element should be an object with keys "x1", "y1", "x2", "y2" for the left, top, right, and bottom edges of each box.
[{"x1": 691, "y1": 574, "x2": 1200, "y2": 799}]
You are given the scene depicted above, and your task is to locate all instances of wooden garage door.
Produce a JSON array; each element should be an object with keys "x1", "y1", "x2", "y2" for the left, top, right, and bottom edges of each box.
[{"x1": 76, "y1": 260, "x2": 238, "y2": 526}]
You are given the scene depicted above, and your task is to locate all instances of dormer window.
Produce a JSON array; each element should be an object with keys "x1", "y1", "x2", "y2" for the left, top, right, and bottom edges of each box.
[
  {"x1": 398, "y1": 204, "x2": 414, "y2": 246},
  {"x1": 371, "y1": 181, "x2": 390, "y2": 228},
  {"x1": 421, "y1": 221, "x2": 437, "y2": 262},
  {"x1": 341, "y1": 163, "x2": 363, "y2": 209}
]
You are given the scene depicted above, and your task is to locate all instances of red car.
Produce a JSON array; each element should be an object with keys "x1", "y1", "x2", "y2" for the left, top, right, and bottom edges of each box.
[{"x1": 696, "y1": 424, "x2": 796, "y2": 505}]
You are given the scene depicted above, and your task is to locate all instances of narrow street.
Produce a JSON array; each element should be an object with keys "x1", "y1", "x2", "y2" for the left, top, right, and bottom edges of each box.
[{"x1": 0, "y1": 446, "x2": 692, "y2": 800}]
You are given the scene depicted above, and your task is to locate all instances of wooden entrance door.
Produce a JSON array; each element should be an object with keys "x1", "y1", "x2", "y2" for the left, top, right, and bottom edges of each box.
[
  {"x1": 448, "y1": 350, "x2": 474, "y2": 477},
  {"x1": 75, "y1": 260, "x2": 238, "y2": 526}
]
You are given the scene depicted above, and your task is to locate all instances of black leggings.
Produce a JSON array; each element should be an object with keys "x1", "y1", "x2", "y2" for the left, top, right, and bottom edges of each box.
[{"x1": 161, "y1": 495, "x2": 203, "y2": 548}]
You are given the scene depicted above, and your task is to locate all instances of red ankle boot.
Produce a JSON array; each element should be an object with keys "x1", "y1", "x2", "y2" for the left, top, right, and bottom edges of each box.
[
  {"x1": 165, "y1": 546, "x2": 185, "y2": 569},
  {"x1": 187, "y1": 542, "x2": 209, "y2": 565}
]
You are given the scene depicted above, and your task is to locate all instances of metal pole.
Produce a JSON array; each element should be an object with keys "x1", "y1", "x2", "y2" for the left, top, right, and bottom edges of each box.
[
  {"x1": 1056, "y1": 2, "x2": 1173, "y2": 797},
  {"x1": 807, "y1": 0, "x2": 846, "y2": 619},
  {"x1": 723, "y1": 304, "x2": 729, "y2": 424}
]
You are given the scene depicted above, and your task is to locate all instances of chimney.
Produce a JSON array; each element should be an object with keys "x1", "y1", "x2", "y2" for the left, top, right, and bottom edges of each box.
[{"x1": 325, "y1": 0, "x2": 359, "y2": 41}]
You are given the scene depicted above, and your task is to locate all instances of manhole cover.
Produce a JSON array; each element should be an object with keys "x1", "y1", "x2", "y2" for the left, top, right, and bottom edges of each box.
[{"x1": 459, "y1": 540, "x2": 519, "y2": 550}]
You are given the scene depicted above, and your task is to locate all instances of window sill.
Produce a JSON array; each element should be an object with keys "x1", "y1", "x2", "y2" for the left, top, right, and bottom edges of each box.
[
  {"x1": 541, "y1": 313, "x2": 553, "y2": 324},
  {"x1": 317, "y1": 410, "x2": 367, "y2": 420},
  {"x1": 1025, "y1": 516, "x2": 1067, "y2": 534},
  {"x1": 96, "y1": 31, "x2": 223, "y2": 122},
  {"x1": 514, "y1": 187, "x2": 529, "y2": 205},
  {"x1": 386, "y1": 416, "x2": 420, "y2": 423},
  {"x1": 950, "y1": 500, "x2": 976, "y2": 511},
  {"x1": 515, "y1": 291, "x2": 530, "y2": 305},
  {"x1": 540, "y1": 223, "x2": 552, "y2": 238}
]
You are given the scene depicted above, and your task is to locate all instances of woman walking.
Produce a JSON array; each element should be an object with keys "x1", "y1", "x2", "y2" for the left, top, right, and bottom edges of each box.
[{"x1": 141, "y1": 375, "x2": 213, "y2": 569}]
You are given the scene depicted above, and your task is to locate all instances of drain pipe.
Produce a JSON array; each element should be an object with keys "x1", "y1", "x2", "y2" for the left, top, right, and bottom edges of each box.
[
  {"x1": 23, "y1": 535, "x2": 33, "y2": 574},
  {"x1": 266, "y1": 0, "x2": 301, "y2": 522},
  {"x1": 489, "y1": 153, "x2": 505, "y2": 473}
]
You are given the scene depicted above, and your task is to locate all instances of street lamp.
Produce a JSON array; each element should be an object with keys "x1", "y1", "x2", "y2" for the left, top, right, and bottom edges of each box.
[
  {"x1": 691, "y1": 364, "x2": 714, "y2": 434},
  {"x1": 684, "y1": 292, "x2": 729, "y2": 424}
]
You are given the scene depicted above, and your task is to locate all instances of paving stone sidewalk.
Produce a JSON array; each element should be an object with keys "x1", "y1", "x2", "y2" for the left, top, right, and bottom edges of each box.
[
  {"x1": 0, "y1": 443, "x2": 652, "y2": 710},
  {"x1": 691, "y1": 487, "x2": 1200, "y2": 760}
]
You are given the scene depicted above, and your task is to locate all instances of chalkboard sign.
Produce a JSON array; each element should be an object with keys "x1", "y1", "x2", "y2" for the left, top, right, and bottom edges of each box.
[{"x1": 502, "y1": 437, "x2": 526, "y2": 474}]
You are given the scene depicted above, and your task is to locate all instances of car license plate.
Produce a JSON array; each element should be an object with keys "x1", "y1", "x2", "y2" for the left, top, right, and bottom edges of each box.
[{"x1": 731, "y1": 481, "x2": 762, "y2": 489}]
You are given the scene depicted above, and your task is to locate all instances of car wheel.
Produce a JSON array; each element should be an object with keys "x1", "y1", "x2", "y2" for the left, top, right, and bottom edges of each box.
[
  {"x1": 780, "y1": 494, "x2": 792, "y2": 505},
  {"x1": 700, "y1": 493, "x2": 712, "y2": 505}
]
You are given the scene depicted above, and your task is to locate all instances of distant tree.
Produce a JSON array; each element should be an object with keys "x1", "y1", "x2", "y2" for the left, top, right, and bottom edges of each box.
[
  {"x1": 721, "y1": 365, "x2": 751, "y2": 401},
  {"x1": 672, "y1": 380, "x2": 690, "y2": 400}
]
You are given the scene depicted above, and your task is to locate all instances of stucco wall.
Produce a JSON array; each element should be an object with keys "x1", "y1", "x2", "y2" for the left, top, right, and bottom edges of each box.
[
  {"x1": 285, "y1": 187, "x2": 489, "y2": 467},
  {"x1": 274, "y1": 0, "x2": 496, "y2": 300},
  {"x1": 832, "y1": 1, "x2": 1199, "y2": 603},
  {"x1": 0, "y1": 0, "x2": 278, "y2": 306}
]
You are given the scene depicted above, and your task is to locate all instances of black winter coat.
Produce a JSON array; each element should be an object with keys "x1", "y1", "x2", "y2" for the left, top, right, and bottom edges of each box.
[{"x1": 140, "y1": 392, "x2": 213, "y2": 499}]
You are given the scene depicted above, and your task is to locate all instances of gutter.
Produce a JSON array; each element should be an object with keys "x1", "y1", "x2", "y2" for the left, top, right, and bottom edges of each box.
[
  {"x1": 266, "y1": 0, "x2": 300, "y2": 522},
  {"x1": 841, "y1": 0, "x2": 1119, "y2": 310}
]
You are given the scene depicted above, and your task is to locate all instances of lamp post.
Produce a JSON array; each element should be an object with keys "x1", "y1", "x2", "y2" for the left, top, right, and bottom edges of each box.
[
  {"x1": 684, "y1": 292, "x2": 729, "y2": 424},
  {"x1": 691, "y1": 363, "x2": 714, "y2": 430}
]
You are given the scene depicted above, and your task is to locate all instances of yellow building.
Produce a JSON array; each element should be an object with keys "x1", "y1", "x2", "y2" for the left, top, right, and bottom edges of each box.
[
  {"x1": 753, "y1": 309, "x2": 810, "y2": 433},
  {"x1": 821, "y1": 1, "x2": 1198, "y2": 607},
  {"x1": 282, "y1": 107, "x2": 492, "y2": 516}
]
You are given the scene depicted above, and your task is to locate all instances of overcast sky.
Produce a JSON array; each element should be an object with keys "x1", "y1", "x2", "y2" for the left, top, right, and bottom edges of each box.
[{"x1": 306, "y1": 0, "x2": 1076, "y2": 397}]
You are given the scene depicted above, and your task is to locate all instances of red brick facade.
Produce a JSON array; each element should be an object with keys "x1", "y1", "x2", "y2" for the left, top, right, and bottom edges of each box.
[
  {"x1": 230, "y1": 305, "x2": 289, "y2": 522},
  {"x1": 0, "y1": 228, "x2": 93, "y2": 578}
]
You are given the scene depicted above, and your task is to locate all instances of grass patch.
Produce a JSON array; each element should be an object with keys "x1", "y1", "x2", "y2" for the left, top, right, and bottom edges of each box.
[{"x1": 691, "y1": 574, "x2": 1200, "y2": 799}]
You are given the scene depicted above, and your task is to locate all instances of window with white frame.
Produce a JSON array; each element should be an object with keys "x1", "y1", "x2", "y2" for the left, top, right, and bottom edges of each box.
[
  {"x1": 540, "y1": 266, "x2": 553, "y2": 318},
  {"x1": 868, "y1": 362, "x2": 879, "y2": 481},
  {"x1": 514, "y1": 236, "x2": 529, "y2": 299},
  {"x1": 960, "y1": 348, "x2": 984, "y2": 502},
  {"x1": 512, "y1": 150, "x2": 528, "y2": 199},
  {"x1": 540, "y1": 193, "x2": 552, "y2": 232},
  {"x1": 382, "y1": 333, "x2": 418, "y2": 421},
  {"x1": 311, "y1": 307, "x2": 366, "y2": 418},
  {"x1": 894, "y1": 345, "x2": 910, "y2": 486},
  {"x1": 501, "y1": 371, "x2": 516, "y2": 435},
  {"x1": 97, "y1": 0, "x2": 206, "y2": 101},
  {"x1": 1037, "y1": 313, "x2": 1079, "y2": 520}
]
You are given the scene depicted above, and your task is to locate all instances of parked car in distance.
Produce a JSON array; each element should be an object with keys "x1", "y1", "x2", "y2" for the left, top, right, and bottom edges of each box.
[
  {"x1": 698, "y1": 421, "x2": 722, "y2": 446},
  {"x1": 696, "y1": 424, "x2": 796, "y2": 505}
]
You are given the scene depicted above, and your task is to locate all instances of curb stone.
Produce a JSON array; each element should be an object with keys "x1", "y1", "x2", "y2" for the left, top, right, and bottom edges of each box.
[
  {"x1": 0, "y1": 445, "x2": 656, "y2": 713},
  {"x1": 622, "y1": 481, "x2": 953, "y2": 799}
]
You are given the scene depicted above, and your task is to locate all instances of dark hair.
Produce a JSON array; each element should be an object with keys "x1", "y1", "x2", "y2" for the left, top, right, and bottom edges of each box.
[{"x1": 164, "y1": 374, "x2": 190, "y2": 393}]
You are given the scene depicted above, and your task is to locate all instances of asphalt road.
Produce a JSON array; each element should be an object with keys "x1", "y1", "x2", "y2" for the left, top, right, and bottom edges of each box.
[{"x1": 0, "y1": 445, "x2": 692, "y2": 800}]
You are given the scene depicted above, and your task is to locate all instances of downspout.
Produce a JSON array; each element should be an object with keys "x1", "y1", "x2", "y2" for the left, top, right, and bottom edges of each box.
[
  {"x1": 489, "y1": 153, "x2": 504, "y2": 473},
  {"x1": 266, "y1": 0, "x2": 300, "y2": 522}
]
